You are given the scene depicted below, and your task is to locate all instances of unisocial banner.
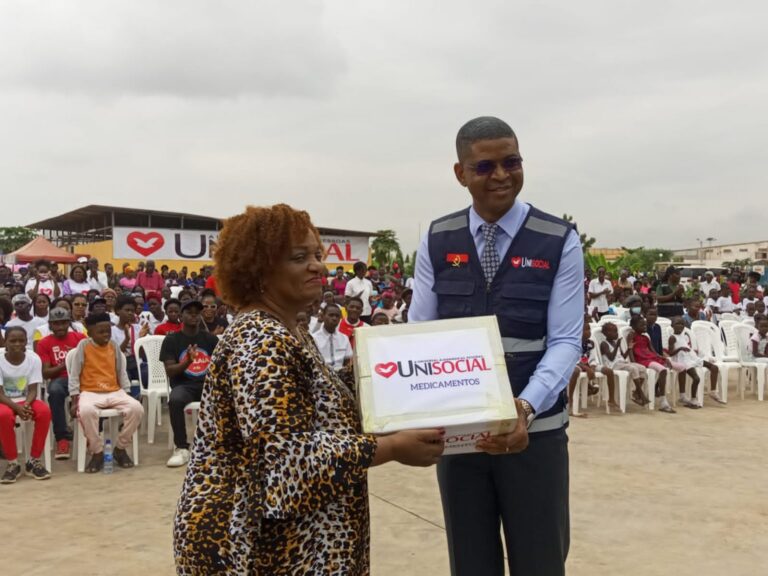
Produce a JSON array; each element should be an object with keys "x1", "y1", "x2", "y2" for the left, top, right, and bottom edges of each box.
[
  {"x1": 113, "y1": 227, "x2": 369, "y2": 263},
  {"x1": 113, "y1": 228, "x2": 219, "y2": 261}
]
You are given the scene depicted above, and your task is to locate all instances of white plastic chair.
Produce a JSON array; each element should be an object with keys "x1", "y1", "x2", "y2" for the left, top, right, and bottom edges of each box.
[
  {"x1": 134, "y1": 335, "x2": 169, "y2": 444},
  {"x1": 691, "y1": 321, "x2": 740, "y2": 402},
  {"x1": 720, "y1": 312, "x2": 739, "y2": 322},
  {"x1": 719, "y1": 321, "x2": 742, "y2": 361},
  {"x1": 732, "y1": 324, "x2": 766, "y2": 401},
  {"x1": 12, "y1": 398, "x2": 52, "y2": 472},
  {"x1": 656, "y1": 317, "x2": 672, "y2": 330},
  {"x1": 65, "y1": 349, "x2": 140, "y2": 472},
  {"x1": 598, "y1": 317, "x2": 628, "y2": 329},
  {"x1": 168, "y1": 402, "x2": 201, "y2": 449}
]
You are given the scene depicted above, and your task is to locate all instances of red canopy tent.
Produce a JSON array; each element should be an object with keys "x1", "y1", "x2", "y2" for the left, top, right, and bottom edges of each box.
[{"x1": 5, "y1": 235, "x2": 80, "y2": 264}]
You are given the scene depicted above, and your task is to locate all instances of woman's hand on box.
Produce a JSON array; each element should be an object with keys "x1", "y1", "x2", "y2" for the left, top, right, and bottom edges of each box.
[{"x1": 374, "y1": 429, "x2": 445, "y2": 467}]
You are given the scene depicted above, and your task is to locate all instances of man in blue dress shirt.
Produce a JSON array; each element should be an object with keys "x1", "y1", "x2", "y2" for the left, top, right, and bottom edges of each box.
[{"x1": 409, "y1": 116, "x2": 583, "y2": 576}]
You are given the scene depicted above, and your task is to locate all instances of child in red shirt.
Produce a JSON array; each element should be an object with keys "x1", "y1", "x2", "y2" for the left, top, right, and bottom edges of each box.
[{"x1": 629, "y1": 315, "x2": 676, "y2": 413}]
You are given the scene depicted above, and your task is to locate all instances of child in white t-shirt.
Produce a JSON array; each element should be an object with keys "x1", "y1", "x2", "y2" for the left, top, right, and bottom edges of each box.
[
  {"x1": 714, "y1": 285, "x2": 737, "y2": 318},
  {"x1": 750, "y1": 317, "x2": 768, "y2": 363},
  {"x1": 567, "y1": 318, "x2": 617, "y2": 414},
  {"x1": 0, "y1": 327, "x2": 52, "y2": 484},
  {"x1": 599, "y1": 322, "x2": 649, "y2": 407}
]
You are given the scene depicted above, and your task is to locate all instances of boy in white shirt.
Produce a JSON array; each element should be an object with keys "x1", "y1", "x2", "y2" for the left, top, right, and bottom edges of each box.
[
  {"x1": 344, "y1": 261, "x2": 374, "y2": 323},
  {"x1": 587, "y1": 267, "x2": 613, "y2": 317},
  {"x1": 311, "y1": 304, "x2": 353, "y2": 371}
]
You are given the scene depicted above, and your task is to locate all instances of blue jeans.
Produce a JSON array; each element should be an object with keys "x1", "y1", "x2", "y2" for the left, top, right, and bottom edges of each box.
[{"x1": 47, "y1": 377, "x2": 71, "y2": 442}]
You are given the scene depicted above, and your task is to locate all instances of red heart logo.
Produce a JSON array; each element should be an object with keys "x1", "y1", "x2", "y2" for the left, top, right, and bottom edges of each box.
[
  {"x1": 511, "y1": 257, "x2": 522, "y2": 268},
  {"x1": 374, "y1": 362, "x2": 398, "y2": 378},
  {"x1": 127, "y1": 231, "x2": 165, "y2": 257}
]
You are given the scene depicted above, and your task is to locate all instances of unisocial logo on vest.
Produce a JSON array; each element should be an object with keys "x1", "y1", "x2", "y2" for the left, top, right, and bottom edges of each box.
[{"x1": 510, "y1": 256, "x2": 551, "y2": 269}]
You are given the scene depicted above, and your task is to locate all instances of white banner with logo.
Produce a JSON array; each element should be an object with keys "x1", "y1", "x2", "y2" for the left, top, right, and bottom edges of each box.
[
  {"x1": 113, "y1": 227, "x2": 368, "y2": 264},
  {"x1": 321, "y1": 235, "x2": 369, "y2": 264},
  {"x1": 113, "y1": 227, "x2": 218, "y2": 261},
  {"x1": 355, "y1": 316, "x2": 516, "y2": 455}
]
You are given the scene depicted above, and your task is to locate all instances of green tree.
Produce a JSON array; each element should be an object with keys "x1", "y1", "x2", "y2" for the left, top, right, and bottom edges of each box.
[
  {"x1": 0, "y1": 227, "x2": 37, "y2": 254},
  {"x1": 722, "y1": 258, "x2": 752, "y2": 270},
  {"x1": 584, "y1": 252, "x2": 614, "y2": 277},
  {"x1": 562, "y1": 214, "x2": 596, "y2": 254},
  {"x1": 404, "y1": 250, "x2": 417, "y2": 278},
  {"x1": 614, "y1": 247, "x2": 674, "y2": 274},
  {"x1": 370, "y1": 229, "x2": 404, "y2": 269}
]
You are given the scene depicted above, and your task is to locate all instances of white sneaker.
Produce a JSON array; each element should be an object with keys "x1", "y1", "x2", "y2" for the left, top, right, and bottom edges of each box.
[
  {"x1": 679, "y1": 396, "x2": 695, "y2": 408},
  {"x1": 658, "y1": 398, "x2": 677, "y2": 413},
  {"x1": 709, "y1": 391, "x2": 727, "y2": 405},
  {"x1": 166, "y1": 448, "x2": 190, "y2": 468}
]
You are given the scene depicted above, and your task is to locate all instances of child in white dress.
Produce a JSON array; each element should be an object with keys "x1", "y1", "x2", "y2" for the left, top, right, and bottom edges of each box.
[{"x1": 668, "y1": 317, "x2": 705, "y2": 408}]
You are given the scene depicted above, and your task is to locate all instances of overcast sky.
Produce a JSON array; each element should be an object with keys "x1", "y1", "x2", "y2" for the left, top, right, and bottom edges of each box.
[{"x1": 1, "y1": 0, "x2": 766, "y2": 254}]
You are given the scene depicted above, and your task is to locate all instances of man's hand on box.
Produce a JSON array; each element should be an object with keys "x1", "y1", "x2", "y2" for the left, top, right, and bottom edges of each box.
[{"x1": 475, "y1": 399, "x2": 529, "y2": 455}]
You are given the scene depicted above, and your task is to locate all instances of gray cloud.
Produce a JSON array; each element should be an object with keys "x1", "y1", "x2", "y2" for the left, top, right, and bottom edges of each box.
[
  {"x1": 1, "y1": 0, "x2": 767, "y2": 256},
  {"x1": 0, "y1": 0, "x2": 345, "y2": 98}
]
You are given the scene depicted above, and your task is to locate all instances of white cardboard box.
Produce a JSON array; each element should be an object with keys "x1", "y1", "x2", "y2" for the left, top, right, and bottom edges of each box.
[{"x1": 354, "y1": 316, "x2": 517, "y2": 455}]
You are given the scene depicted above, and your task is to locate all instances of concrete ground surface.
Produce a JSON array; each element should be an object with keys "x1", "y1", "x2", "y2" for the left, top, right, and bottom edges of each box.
[{"x1": 3, "y1": 387, "x2": 768, "y2": 576}]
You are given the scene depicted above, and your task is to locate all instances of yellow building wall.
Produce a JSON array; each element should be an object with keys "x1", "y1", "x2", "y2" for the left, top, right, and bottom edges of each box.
[{"x1": 70, "y1": 240, "x2": 213, "y2": 272}]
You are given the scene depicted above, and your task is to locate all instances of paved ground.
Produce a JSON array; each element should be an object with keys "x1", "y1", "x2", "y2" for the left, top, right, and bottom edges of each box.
[{"x1": 4, "y1": 378, "x2": 768, "y2": 575}]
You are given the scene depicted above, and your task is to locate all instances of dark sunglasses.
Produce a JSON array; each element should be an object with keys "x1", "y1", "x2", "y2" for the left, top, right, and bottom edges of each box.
[{"x1": 472, "y1": 156, "x2": 523, "y2": 176}]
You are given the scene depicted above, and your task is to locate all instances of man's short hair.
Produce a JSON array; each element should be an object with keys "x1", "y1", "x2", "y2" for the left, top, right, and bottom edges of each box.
[
  {"x1": 85, "y1": 312, "x2": 112, "y2": 327},
  {"x1": 347, "y1": 296, "x2": 364, "y2": 307},
  {"x1": 353, "y1": 261, "x2": 367, "y2": 273},
  {"x1": 456, "y1": 116, "x2": 517, "y2": 161},
  {"x1": 164, "y1": 298, "x2": 181, "y2": 311},
  {"x1": 115, "y1": 295, "x2": 136, "y2": 310},
  {"x1": 324, "y1": 303, "x2": 341, "y2": 314}
]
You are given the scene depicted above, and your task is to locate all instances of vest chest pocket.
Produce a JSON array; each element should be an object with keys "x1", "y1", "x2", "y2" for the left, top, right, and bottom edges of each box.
[
  {"x1": 433, "y1": 279, "x2": 475, "y2": 318},
  {"x1": 496, "y1": 283, "x2": 551, "y2": 328}
]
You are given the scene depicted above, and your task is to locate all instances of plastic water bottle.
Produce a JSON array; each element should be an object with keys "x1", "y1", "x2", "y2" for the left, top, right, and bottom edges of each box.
[{"x1": 103, "y1": 439, "x2": 114, "y2": 475}]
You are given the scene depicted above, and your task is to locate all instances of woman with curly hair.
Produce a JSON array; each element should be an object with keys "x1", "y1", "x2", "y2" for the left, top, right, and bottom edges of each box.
[{"x1": 173, "y1": 204, "x2": 444, "y2": 575}]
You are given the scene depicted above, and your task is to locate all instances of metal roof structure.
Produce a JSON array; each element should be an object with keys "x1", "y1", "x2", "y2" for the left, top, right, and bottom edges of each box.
[{"x1": 27, "y1": 205, "x2": 377, "y2": 245}]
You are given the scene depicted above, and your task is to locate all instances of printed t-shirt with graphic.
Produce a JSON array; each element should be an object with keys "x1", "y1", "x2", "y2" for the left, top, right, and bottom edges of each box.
[
  {"x1": 37, "y1": 331, "x2": 87, "y2": 379},
  {"x1": 159, "y1": 331, "x2": 219, "y2": 388},
  {"x1": 24, "y1": 278, "x2": 57, "y2": 297},
  {"x1": 0, "y1": 353, "x2": 43, "y2": 399}
]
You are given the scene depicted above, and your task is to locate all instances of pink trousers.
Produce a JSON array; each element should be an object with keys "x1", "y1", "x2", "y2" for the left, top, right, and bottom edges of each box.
[{"x1": 78, "y1": 390, "x2": 143, "y2": 454}]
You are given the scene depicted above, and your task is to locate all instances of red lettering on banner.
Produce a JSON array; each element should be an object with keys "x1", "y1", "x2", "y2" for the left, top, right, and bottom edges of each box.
[
  {"x1": 127, "y1": 231, "x2": 165, "y2": 257},
  {"x1": 326, "y1": 242, "x2": 354, "y2": 261}
]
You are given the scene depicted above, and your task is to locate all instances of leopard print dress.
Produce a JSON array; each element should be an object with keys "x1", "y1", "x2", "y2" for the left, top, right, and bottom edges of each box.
[{"x1": 173, "y1": 310, "x2": 377, "y2": 575}]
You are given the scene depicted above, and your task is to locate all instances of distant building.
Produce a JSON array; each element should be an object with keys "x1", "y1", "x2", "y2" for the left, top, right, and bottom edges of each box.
[
  {"x1": 26, "y1": 205, "x2": 375, "y2": 271},
  {"x1": 671, "y1": 240, "x2": 768, "y2": 268}
]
